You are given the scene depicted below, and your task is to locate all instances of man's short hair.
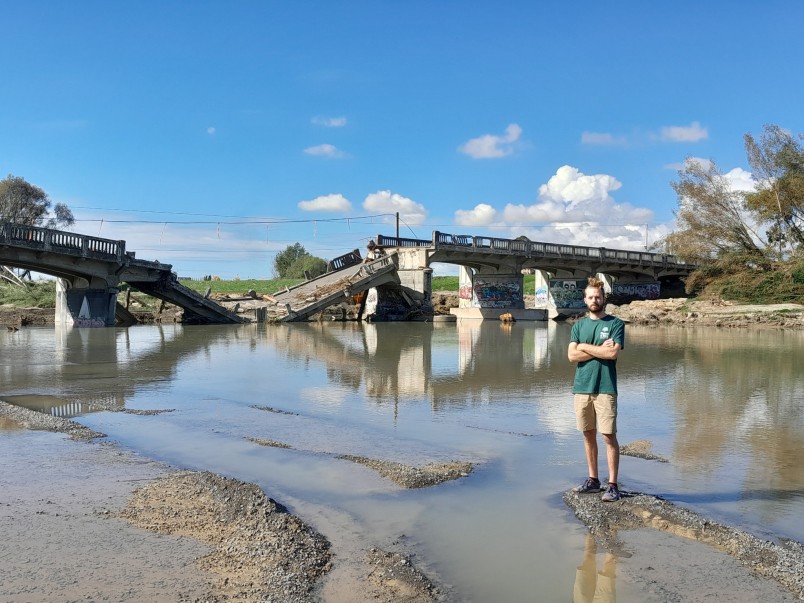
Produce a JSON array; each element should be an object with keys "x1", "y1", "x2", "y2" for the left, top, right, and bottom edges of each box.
[{"x1": 586, "y1": 276, "x2": 606, "y2": 296}]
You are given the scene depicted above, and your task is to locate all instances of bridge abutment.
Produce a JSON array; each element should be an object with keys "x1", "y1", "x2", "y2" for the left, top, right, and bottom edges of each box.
[{"x1": 55, "y1": 279, "x2": 118, "y2": 327}]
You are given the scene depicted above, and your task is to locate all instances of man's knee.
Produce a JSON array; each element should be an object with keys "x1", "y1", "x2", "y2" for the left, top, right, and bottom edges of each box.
[{"x1": 602, "y1": 433, "x2": 618, "y2": 446}]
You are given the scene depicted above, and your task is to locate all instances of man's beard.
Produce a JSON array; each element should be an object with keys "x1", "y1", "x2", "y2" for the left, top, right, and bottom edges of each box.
[{"x1": 587, "y1": 302, "x2": 602, "y2": 312}]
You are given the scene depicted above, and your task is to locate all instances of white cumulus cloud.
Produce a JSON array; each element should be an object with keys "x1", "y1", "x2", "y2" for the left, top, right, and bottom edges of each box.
[
  {"x1": 455, "y1": 203, "x2": 498, "y2": 227},
  {"x1": 458, "y1": 123, "x2": 522, "y2": 159},
  {"x1": 538, "y1": 165, "x2": 622, "y2": 210},
  {"x1": 659, "y1": 121, "x2": 708, "y2": 142},
  {"x1": 452, "y1": 165, "x2": 661, "y2": 251},
  {"x1": 363, "y1": 190, "x2": 427, "y2": 226},
  {"x1": 304, "y1": 143, "x2": 347, "y2": 158},
  {"x1": 298, "y1": 193, "x2": 352, "y2": 212},
  {"x1": 723, "y1": 167, "x2": 757, "y2": 192}
]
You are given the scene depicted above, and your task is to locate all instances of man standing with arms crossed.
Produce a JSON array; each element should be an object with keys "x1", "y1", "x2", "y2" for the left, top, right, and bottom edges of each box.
[{"x1": 568, "y1": 277, "x2": 625, "y2": 502}]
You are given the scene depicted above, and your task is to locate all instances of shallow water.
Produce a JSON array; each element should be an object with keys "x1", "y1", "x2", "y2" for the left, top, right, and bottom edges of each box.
[{"x1": 2, "y1": 321, "x2": 803, "y2": 601}]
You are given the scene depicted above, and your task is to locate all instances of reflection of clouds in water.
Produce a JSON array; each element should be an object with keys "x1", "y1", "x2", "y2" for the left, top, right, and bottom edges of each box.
[
  {"x1": 539, "y1": 396, "x2": 577, "y2": 436},
  {"x1": 300, "y1": 386, "x2": 348, "y2": 409}
]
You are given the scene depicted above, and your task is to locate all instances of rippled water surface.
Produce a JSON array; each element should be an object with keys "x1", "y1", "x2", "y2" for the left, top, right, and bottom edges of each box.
[{"x1": 2, "y1": 321, "x2": 803, "y2": 601}]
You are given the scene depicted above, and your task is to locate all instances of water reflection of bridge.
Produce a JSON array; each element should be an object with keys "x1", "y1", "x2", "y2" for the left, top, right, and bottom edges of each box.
[
  {"x1": 377, "y1": 231, "x2": 696, "y2": 319},
  {"x1": 258, "y1": 322, "x2": 571, "y2": 408},
  {"x1": 1, "y1": 324, "x2": 243, "y2": 413}
]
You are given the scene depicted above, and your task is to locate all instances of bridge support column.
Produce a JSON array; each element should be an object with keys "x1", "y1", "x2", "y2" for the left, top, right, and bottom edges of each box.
[
  {"x1": 533, "y1": 270, "x2": 551, "y2": 309},
  {"x1": 55, "y1": 279, "x2": 118, "y2": 327},
  {"x1": 451, "y1": 269, "x2": 547, "y2": 320},
  {"x1": 458, "y1": 266, "x2": 473, "y2": 309},
  {"x1": 394, "y1": 248, "x2": 434, "y2": 317}
]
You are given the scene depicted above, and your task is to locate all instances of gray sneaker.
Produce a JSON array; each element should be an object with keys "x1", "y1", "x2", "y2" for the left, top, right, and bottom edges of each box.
[
  {"x1": 572, "y1": 478, "x2": 603, "y2": 493},
  {"x1": 601, "y1": 484, "x2": 621, "y2": 502}
]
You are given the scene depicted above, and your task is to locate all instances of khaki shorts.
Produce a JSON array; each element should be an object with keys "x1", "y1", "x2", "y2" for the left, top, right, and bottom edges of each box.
[{"x1": 574, "y1": 393, "x2": 617, "y2": 434}]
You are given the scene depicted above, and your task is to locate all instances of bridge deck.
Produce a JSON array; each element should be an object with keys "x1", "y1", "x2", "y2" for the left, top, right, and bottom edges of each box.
[{"x1": 376, "y1": 230, "x2": 696, "y2": 278}]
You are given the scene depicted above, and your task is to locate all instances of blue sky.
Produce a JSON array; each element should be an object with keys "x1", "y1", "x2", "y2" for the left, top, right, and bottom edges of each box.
[{"x1": 2, "y1": 1, "x2": 803, "y2": 278}]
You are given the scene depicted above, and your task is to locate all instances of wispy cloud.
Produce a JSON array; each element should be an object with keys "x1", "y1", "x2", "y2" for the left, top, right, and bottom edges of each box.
[
  {"x1": 298, "y1": 193, "x2": 352, "y2": 212},
  {"x1": 304, "y1": 143, "x2": 347, "y2": 158},
  {"x1": 458, "y1": 123, "x2": 522, "y2": 159},
  {"x1": 312, "y1": 116, "x2": 347, "y2": 128},
  {"x1": 206, "y1": 126, "x2": 216, "y2": 135},
  {"x1": 363, "y1": 190, "x2": 427, "y2": 226},
  {"x1": 580, "y1": 131, "x2": 628, "y2": 146},
  {"x1": 658, "y1": 121, "x2": 708, "y2": 142}
]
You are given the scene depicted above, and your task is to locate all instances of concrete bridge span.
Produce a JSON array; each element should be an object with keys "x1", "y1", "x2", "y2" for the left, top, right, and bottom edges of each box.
[
  {"x1": 376, "y1": 230, "x2": 696, "y2": 318},
  {"x1": 0, "y1": 222, "x2": 243, "y2": 326}
]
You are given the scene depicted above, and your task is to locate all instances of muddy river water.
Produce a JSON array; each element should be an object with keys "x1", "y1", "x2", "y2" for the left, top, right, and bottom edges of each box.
[{"x1": 2, "y1": 321, "x2": 803, "y2": 601}]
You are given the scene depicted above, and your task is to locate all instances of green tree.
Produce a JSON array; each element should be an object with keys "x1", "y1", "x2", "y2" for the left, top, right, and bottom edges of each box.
[
  {"x1": 273, "y1": 243, "x2": 308, "y2": 278},
  {"x1": 0, "y1": 174, "x2": 74, "y2": 227},
  {"x1": 0, "y1": 175, "x2": 75, "y2": 286},
  {"x1": 273, "y1": 243, "x2": 328, "y2": 279},
  {"x1": 664, "y1": 158, "x2": 767, "y2": 268},
  {"x1": 286, "y1": 255, "x2": 328, "y2": 279},
  {"x1": 744, "y1": 124, "x2": 804, "y2": 256}
]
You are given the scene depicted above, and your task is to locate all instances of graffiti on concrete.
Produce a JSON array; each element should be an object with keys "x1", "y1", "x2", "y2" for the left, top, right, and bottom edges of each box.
[
  {"x1": 459, "y1": 284, "x2": 473, "y2": 300},
  {"x1": 613, "y1": 282, "x2": 660, "y2": 300},
  {"x1": 549, "y1": 279, "x2": 587, "y2": 309},
  {"x1": 472, "y1": 279, "x2": 522, "y2": 309}
]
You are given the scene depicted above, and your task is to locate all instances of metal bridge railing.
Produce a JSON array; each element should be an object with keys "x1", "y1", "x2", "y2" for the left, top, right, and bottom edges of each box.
[
  {"x1": 376, "y1": 235, "x2": 431, "y2": 248},
  {"x1": 0, "y1": 221, "x2": 126, "y2": 262},
  {"x1": 428, "y1": 230, "x2": 691, "y2": 269}
]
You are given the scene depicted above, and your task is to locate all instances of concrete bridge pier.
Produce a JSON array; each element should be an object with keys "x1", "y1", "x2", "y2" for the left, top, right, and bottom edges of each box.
[
  {"x1": 55, "y1": 278, "x2": 119, "y2": 327},
  {"x1": 367, "y1": 248, "x2": 434, "y2": 320},
  {"x1": 534, "y1": 270, "x2": 598, "y2": 318},
  {"x1": 545, "y1": 272, "x2": 667, "y2": 315},
  {"x1": 453, "y1": 266, "x2": 546, "y2": 320}
]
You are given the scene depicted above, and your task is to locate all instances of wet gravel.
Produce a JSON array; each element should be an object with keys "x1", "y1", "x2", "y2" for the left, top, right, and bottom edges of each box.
[
  {"x1": 336, "y1": 455, "x2": 474, "y2": 489},
  {"x1": 564, "y1": 489, "x2": 804, "y2": 600}
]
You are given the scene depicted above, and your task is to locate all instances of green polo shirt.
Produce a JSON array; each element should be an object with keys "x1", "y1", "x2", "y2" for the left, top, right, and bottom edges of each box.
[{"x1": 570, "y1": 315, "x2": 625, "y2": 395}]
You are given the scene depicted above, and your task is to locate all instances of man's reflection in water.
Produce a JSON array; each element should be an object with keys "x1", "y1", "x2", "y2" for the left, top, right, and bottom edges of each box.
[{"x1": 573, "y1": 534, "x2": 616, "y2": 603}]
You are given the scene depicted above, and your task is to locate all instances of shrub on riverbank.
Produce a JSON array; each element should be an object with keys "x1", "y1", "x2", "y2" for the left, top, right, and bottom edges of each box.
[
  {"x1": 693, "y1": 259, "x2": 804, "y2": 304},
  {"x1": 0, "y1": 280, "x2": 56, "y2": 308}
]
